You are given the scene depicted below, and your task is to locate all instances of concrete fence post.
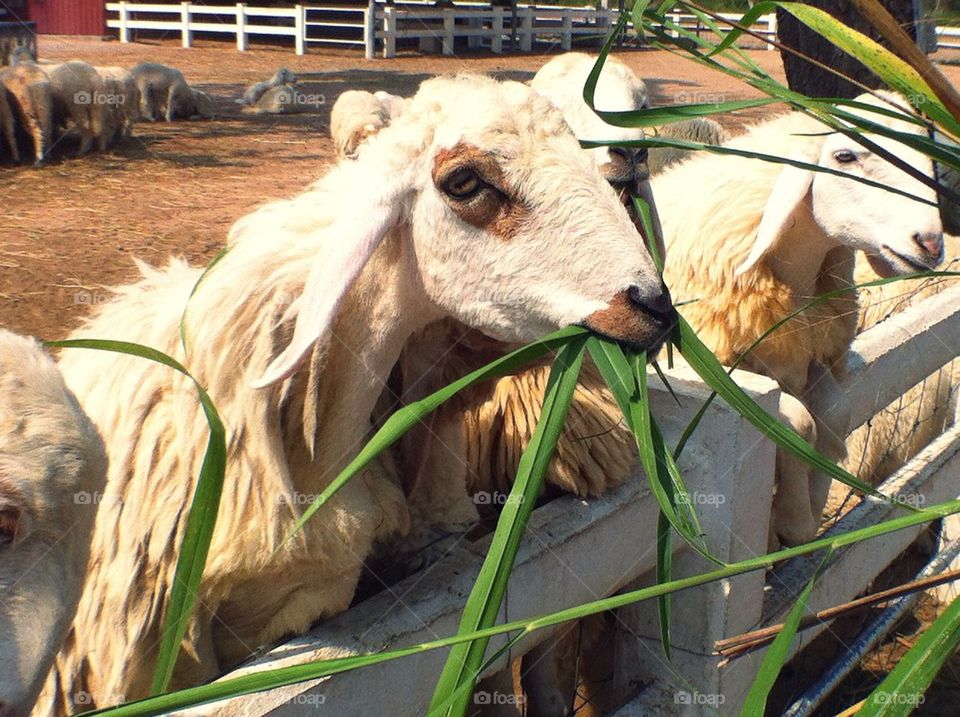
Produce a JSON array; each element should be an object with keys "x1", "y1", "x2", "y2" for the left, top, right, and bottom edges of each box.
[
  {"x1": 364, "y1": 0, "x2": 377, "y2": 59},
  {"x1": 384, "y1": 6, "x2": 397, "y2": 58},
  {"x1": 443, "y1": 9, "x2": 454, "y2": 55},
  {"x1": 491, "y1": 6, "x2": 503, "y2": 54}
]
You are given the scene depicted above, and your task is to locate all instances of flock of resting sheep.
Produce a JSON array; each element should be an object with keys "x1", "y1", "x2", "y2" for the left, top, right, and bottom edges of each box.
[
  {"x1": 1, "y1": 47, "x2": 958, "y2": 716},
  {"x1": 0, "y1": 46, "x2": 219, "y2": 163}
]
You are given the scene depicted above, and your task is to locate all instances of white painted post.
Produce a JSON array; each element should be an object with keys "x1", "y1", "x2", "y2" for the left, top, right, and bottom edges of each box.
[
  {"x1": 467, "y1": 15, "x2": 479, "y2": 50},
  {"x1": 443, "y1": 9, "x2": 454, "y2": 55},
  {"x1": 561, "y1": 13, "x2": 572, "y2": 50},
  {"x1": 670, "y1": 9, "x2": 680, "y2": 38},
  {"x1": 520, "y1": 8, "x2": 533, "y2": 51},
  {"x1": 236, "y1": 4, "x2": 247, "y2": 52},
  {"x1": 383, "y1": 6, "x2": 397, "y2": 59},
  {"x1": 605, "y1": 372, "x2": 780, "y2": 715},
  {"x1": 295, "y1": 5, "x2": 305, "y2": 55},
  {"x1": 118, "y1": 1, "x2": 130, "y2": 43},
  {"x1": 491, "y1": 7, "x2": 503, "y2": 54},
  {"x1": 364, "y1": 0, "x2": 376, "y2": 60},
  {"x1": 766, "y1": 12, "x2": 777, "y2": 51},
  {"x1": 181, "y1": 2, "x2": 192, "y2": 48}
]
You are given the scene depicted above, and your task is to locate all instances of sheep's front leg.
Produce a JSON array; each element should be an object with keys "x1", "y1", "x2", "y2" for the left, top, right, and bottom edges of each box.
[
  {"x1": 164, "y1": 85, "x2": 177, "y2": 122},
  {"x1": 804, "y1": 362, "x2": 851, "y2": 524},
  {"x1": 771, "y1": 393, "x2": 819, "y2": 549}
]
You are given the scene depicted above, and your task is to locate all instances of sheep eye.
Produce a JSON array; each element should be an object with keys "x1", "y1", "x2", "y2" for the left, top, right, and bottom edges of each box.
[
  {"x1": 833, "y1": 149, "x2": 857, "y2": 164},
  {"x1": 0, "y1": 508, "x2": 19, "y2": 547},
  {"x1": 442, "y1": 167, "x2": 483, "y2": 200}
]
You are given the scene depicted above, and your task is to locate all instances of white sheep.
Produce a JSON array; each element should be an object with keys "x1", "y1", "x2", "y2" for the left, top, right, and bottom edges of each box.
[
  {"x1": 654, "y1": 92, "x2": 943, "y2": 547},
  {"x1": 239, "y1": 67, "x2": 297, "y2": 106},
  {"x1": 36, "y1": 73, "x2": 671, "y2": 712},
  {"x1": 243, "y1": 84, "x2": 314, "y2": 115},
  {"x1": 0, "y1": 63, "x2": 52, "y2": 163},
  {"x1": 130, "y1": 62, "x2": 214, "y2": 122},
  {"x1": 647, "y1": 117, "x2": 729, "y2": 175},
  {"x1": 94, "y1": 66, "x2": 140, "y2": 145},
  {"x1": 45, "y1": 61, "x2": 107, "y2": 155},
  {"x1": 530, "y1": 53, "x2": 655, "y2": 219},
  {"x1": 0, "y1": 330, "x2": 106, "y2": 717}
]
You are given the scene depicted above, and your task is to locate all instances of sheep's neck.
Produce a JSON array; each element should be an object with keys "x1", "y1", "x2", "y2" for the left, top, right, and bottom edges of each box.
[
  {"x1": 763, "y1": 200, "x2": 841, "y2": 300},
  {"x1": 286, "y1": 235, "x2": 440, "y2": 489}
]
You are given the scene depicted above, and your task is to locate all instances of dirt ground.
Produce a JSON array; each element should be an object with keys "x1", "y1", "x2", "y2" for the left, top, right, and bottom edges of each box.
[{"x1": 0, "y1": 36, "x2": 796, "y2": 341}]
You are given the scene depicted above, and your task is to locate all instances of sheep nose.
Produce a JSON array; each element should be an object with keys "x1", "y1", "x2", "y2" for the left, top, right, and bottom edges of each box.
[
  {"x1": 628, "y1": 282, "x2": 673, "y2": 319},
  {"x1": 913, "y1": 231, "x2": 944, "y2": 263}
]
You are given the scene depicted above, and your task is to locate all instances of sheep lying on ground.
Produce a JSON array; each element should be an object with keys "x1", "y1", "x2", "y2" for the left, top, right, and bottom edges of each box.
[
  {"x1": 0, "y1": 330, "x2": 106, "y2": 717},
  {"x1": 94, "y1": 66, "x2": 139, "y2": 145},
  {"x1": 45, "y1": 61, "x2": 107, "y2": 155},
  {"x1": 131, "y1": 62, "x2": 214, "y2": 121},
  {"x1": 37, "y1": 73, "x2": 672, "y2": 713},
  {"x1": 239, "y1": 67, "x2": 297, "y2": 106},
  {"x1": 655, "y1": 92, "x2": 943, "y2": 547},
  {"x1": 0, "y1": 63, "x2": 52, "y2": 163},
  {"x1": 244, "y1": 84, "x2": 313, "y2": 115},
  {"x1": 647, "y1": 117, "x2": 728, "y2": 175}
]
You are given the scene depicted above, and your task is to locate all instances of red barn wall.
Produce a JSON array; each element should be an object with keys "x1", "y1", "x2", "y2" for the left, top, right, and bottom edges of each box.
[{"x1": 26, "y1": 0, "x2": 105, "y2": 35}]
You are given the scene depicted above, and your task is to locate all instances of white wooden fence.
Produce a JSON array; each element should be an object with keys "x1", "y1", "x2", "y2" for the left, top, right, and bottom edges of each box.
[
  {"x1": 177, "y1": 282, "x2": 960, "y2": 715},
  {"x1": 103, "y1": 2, "x2": 783, "y2": 58}
]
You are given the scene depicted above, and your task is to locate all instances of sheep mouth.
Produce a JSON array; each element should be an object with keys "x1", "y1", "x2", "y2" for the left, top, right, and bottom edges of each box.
[
  {"x1": 873, "y1": 246, "x2": 938, "y2": 276},
  {"x1": 580, "y1": 292, "x2": 677, "y2": 358}
]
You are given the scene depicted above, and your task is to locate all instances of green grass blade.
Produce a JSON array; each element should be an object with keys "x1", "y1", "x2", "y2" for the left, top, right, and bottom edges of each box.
[
  {"x1": 427, "y1": 335, "x2": 588, "y2": 717},
  {"x1": 656, "y1": 508, "x2": 673, "y2": 660},
  {"x1": 586, "y1": 338, "x2": 716, "y2": 564},
  {"x1": 672, "y1": 315, "x2": 882, "y2": 500},
  {"x1": 89, "y1": 496, "x2": 960, "y2": 717},
  {"x1": 740, "y1": 552, "x2": 829, "y2": 715},
  {"x1": 46, "y1": 339, "x2": 227, "y2": 695},
  {"x1": 280, "y1": 326, "x2": 588, "y2": 548},
  {"x1": 857, "y1": 594, "x2": 960, "y2": 716},
  {"x1": 671, "y1": 271, "x2": 960, "y2": 464}
]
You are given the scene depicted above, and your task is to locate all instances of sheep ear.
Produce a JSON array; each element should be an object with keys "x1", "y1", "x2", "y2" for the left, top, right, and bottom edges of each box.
[
  {"x1": 735, "y1": 164, "x2": 814, "y2": 276},
  {"x1": 252, "y1": 196, "x2": 403, "y2": 389}
]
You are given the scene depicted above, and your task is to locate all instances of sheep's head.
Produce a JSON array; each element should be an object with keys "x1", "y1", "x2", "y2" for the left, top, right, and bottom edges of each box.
[
  {"x1": 255, "y1": 75, "x2": 672, "y2": 387},
  {"x1": 530, "y1": 53, "x2": 664, "y2": 265},
  {"x1": 274, "y1": 68, "x2": 297, "y2": 86},
  {"x1": 738, "y1": 92, "x2": 943, "y2": 278},
  {"x1": 0, "y1": 332, "x2": 106, "y2": 716}
]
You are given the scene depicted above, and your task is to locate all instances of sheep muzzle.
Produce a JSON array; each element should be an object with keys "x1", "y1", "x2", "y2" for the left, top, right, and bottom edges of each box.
[{"x1": 581, "y1": 284, "x2": 675, "y2": 355}]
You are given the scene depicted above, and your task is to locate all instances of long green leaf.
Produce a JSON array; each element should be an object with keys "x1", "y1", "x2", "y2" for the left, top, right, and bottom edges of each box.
[
  {"x1": 857, "y1": 593, "x2": 960, "y2": 716},
  {"x1": 672, "y1": 315, "x2": 880, "y2": 499},
  {"x1": 586, "y1": 338, "x2": 714, "y2": 562},
  {"x1": 281, "y1": 326, "x2": 588, "y2": 547},
  {"x1": 90, "y1": 495, "x2": 960, "y2": 717},
  {"x1": 740, "y1": 552, "x2": 829, "y2": 715},
  {"x1": 427, "y1": 335, "x2": 588, "y2": 717},
  {"x1": 47, "y1": 339, "x2": 227, "y2": 695}
]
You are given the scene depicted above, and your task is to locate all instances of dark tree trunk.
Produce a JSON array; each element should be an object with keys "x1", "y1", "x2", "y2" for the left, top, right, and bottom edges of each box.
[{"x1": 776, "y1": 1, "x2": 919, "y2": 98}]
